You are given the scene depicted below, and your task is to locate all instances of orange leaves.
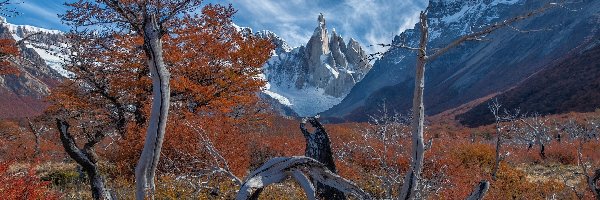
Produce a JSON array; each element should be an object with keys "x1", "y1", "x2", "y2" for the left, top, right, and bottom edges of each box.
[
  {"x1": 0, "y1": 38, "x2": 21, "y2": 75},
  {"x1": 0, "y1": 162, "x2": 61, "y2": 199}
]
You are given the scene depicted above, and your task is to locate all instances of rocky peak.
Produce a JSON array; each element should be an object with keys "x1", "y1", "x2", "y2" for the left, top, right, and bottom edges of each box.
[{"x1": 261, "y1": 14, "x2": 372, "y2": 116}]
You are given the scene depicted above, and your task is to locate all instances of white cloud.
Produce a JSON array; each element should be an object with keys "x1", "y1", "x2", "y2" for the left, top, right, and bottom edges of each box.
[{"x1": 219, "y1": 0, "x2": 427, "y2": 53}]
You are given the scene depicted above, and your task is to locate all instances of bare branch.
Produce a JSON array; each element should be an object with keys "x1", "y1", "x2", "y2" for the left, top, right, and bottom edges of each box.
[{"x1": 235, "y1": 157, "x2": 372, "y2": 200}]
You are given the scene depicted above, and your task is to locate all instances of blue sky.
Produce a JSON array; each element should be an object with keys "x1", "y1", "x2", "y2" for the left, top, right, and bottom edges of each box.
[{"x1": 7, "y1": 0, "x2": 427, "y2": 53}]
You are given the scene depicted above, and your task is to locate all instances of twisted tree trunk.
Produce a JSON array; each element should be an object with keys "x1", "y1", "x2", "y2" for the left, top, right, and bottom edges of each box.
[
  {"x1": 300, "y1": 117, "x2": 346, "y2": 200},
  {"x1": 135, "y1": 14, "x2": 171, "y2": 200},
  {"x1": 56, "y1": 120, "x2": 112, "y2": 200}
]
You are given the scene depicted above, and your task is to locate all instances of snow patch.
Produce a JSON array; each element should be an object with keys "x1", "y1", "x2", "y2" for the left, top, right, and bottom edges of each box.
[{"x1": 261, "y1": 74, "x2": 344, "y2": 117}]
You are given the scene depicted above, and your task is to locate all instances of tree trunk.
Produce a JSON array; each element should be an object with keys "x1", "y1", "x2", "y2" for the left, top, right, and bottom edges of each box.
[
  {"x1": 27, "y1": 118, "x2": 41, "y2": 158},
  {"x1": 492, "y1": 133, "x2": 502, "y2": 180},
  {"x1": 300, "y1": 117, "x2": 346, "y2": 200},
  {"x1": 466, "y1": 181, "x2": 490, "y2": 200},
  {"x1": 135, "y1": 14, "x2": 171, "y2": 200},
  {"x1": 56, "y1": 120, "x2": 112, "y2": 200},
  {"x1": 399, "y1": 11, "x2": 428, "y2": 200},
  {"x1": 539, "y1": 142, "x2": 546, "y2": 160},
  {"x1": 589, "y1": 169, "x2": 600, "y2": 200}
]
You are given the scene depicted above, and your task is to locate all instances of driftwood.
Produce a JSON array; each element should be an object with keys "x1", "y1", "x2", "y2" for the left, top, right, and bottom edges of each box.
[{"x1": 235, "y1": 156, "x2": 371, "y2": 200}]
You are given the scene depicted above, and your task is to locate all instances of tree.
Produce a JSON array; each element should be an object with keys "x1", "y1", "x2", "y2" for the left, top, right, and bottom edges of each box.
[
  {"x1": 56, "y1": 119, "x2": 114, "y2": 200},
  {"x1": 62, "y1": 1, "x2": 205, "y2": 198},
  {"x1": 518, "y1": 113, "x2": 553, "y2": 159},
  {"x1": 378, "y1": 3, "x2": 560, "y2": 199},
  {"x1": 300, "y1": 116, "x2": 346, "y2": 199},
  {"x1": 487, "y1": 99, "x2": 520, "y2": 180},
  {"x1": 59, "y1": 2, "x2": 272, "y2": 199},
  {"x1": 562, "y1": 119, "x2": 600, "y2": 199},
  {"x1": 338, "y1": 104, "x2": 413, "y2": 199}
]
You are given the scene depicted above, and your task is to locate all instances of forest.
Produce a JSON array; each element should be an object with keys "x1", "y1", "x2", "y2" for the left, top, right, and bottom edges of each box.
[{"x1": 0, "y1": 0, "x2": 599, "y2": 199}]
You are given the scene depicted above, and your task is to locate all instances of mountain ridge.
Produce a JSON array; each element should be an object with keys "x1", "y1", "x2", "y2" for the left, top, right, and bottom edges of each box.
[{"x1": 322, "y1": 0, "x2": 600, "y2": 122}]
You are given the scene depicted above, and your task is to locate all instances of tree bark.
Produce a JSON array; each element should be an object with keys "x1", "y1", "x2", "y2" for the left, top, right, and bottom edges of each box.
[
  {"x1": 399, "y1": 11, "x2": 428, "y2": 200},
  {"x1": 492, "y1": 134, "x2": 502, "y2": 180},
  {"x1": 56, "y1": 119, "x2": 112, "y2": 200},
  {"x1": 27, "y1": 118, "x2": 41, "y2": 158},
  {"x1": 300, "y1": 117, "x2": 346, "y2": 200},
  {"x1": 236, "y1": 157, "x2": 371, "y2": 200},
  {"x1": 466, "y1": 181, "x2": 490, "y2": 200},
  {"x1": 589, "y1": 169, "x2": 600, "y2": 200},
  {"x1": 135, "y1": 14, "x2": 171, "y2": 200},
  {"x1": 539, "y1": 142, "x2": 546, "y2": 160}
]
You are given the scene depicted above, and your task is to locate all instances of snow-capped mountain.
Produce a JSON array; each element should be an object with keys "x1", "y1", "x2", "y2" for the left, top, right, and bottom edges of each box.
[
  {"x1": 258, "y1": 14, "x2": 372, "y2": 117},
  {"x1": 0, "y1": 17, "x2": 67, "y2": 118},
  {"x1": 323, "y1": 0, "x2": 600, "y2": 121}
]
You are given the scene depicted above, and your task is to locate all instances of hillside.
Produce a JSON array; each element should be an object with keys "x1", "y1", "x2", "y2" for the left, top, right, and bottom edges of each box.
[
  {"x1": 457, "y1": 43, "x2": 600, "y2": 127},
  {"x1": 323, "y1": 0, "x2": 600, "y2": 122},
  {"x1": 0, "y1": 17, "x2": 66, "y2": 119}
]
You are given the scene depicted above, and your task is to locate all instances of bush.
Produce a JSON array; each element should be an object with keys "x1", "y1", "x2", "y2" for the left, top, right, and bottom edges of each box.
[
  {"x1": 0, "y1": 162, "x2": 61, "y2": 199},
  {"x1": 41, "y1": 170, "x2": 81, "y2": 187}
]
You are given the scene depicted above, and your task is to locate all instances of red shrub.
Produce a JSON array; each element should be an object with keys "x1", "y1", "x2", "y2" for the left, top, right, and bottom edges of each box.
[{"x1": 0, "y1": 162, "x2": 60, "y2": 199}]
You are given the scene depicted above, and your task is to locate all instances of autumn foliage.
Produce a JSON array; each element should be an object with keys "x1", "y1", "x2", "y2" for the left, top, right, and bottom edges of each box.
[
  {"x1": 47, "y1": 3, "x2": 273, "y2": 179},
  {"x1": 0, "y1": 162, "x2": 60, "y2": 199},
  {"x1": 0, "y1": 37, "x2": 20, "y2": 75}
]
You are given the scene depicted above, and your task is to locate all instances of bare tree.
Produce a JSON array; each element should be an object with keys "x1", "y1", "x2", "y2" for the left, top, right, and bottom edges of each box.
[
  {"x1": 300, "y1": 116, "x2": 346, "y2": 199},
  {"x1": 384, "y1": 3, "x2": 560, "y2": 198},
  {"x1": 24, "y1": 118, "x2": 43, "y2": 158},
  {"x1": 487, "y1": 99, "x2": 520, "y2": 180},
  {"x1": 0, "y1": 0, "x2": 19, "y2": 17},
  {"x1": 518, "y1": 113, "x2": 552, "y2": 159},
  {"x1": 466, "y1": 181, "x2": 490, "y2": 200},
  {"x1": 175, "y1": 122, "x2": 242, "y2": 198},
  {"x1": 562, "y1": 119, "x2": 600, "y2": 199},
  {"x1": 338, "y1": 104, "x2": 411, "y2": 199}
]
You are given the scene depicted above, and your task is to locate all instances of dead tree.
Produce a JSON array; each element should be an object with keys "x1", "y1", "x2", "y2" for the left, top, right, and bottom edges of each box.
[
  {"x1": 487, "y1": 100, "x2": 519, "y2": 180},
  {"x1": 26, "y1": 118, "x2": 42, "y2": 158},
  {"x1": 389, "y1": 4, "x2": 559, "y2": 198},
  {"x1": 563, "y1": 119, "x2": 600, "y2": 199},
  {"x1": 56, "y1": 119, "x2": 113, "y2": 200},
  {"x1": 300, "y1": 117, "x2": 346, "y2": 200},
  {"x1": 338, "y1": 104, "x2": 411, "y2": 199},
  {"x1": 235, "y1": 156, "x2": 371, "y2": 200},
  {"x1": 518, "y1": 113, "x2": 552, "y2": 159}
]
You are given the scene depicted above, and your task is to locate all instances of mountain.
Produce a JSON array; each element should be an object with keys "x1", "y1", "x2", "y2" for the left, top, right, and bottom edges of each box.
[
  {"x1": 457, "y1": 43, "x2": 600, "y2": 127},
  {"x1": 323, "y1": 0, "x2": 600, "y2": 122},
  {"x1": 0, "y1": 17, "x2": 67, "y2": 119},
  {"x1": 258, "y1": 14, "x2": 372, "y2": 117}
]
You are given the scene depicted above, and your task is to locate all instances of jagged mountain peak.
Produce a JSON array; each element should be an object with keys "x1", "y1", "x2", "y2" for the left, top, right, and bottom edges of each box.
[{"x1": 260, "y1": 14, "x2": 372, "y2": 117}]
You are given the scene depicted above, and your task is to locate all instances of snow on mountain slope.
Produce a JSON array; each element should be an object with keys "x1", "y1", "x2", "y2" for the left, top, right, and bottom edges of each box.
[
  {"x1": 256, "y1": 14, "x2": 372, "y2": 117},
  {"x1": 323, "y1": 0, "x2": 600, "y2": 122},
  {"x1": 1, "y1": 16, "x2": 71, "y2": 77}
]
